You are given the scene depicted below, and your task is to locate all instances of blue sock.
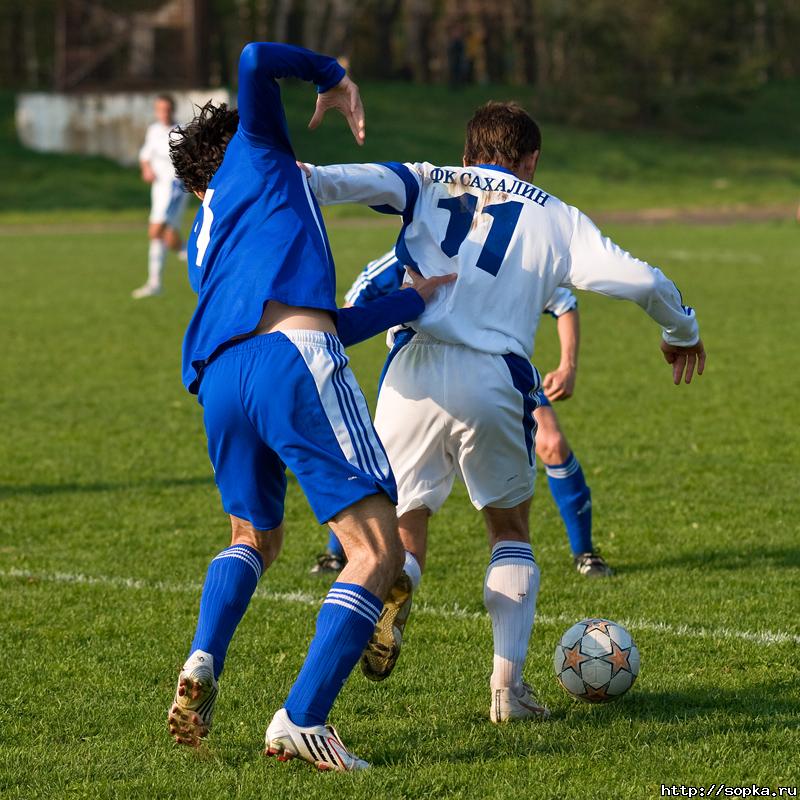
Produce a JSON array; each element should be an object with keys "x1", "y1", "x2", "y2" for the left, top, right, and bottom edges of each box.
[
  {"x1": 190, "y1": 544, "x2": 263, "y2": 679},
  {"x1": 284, "y1": 582, "x2": 381, "y2": 727},
  {"x1": 545, "y1": 452, "x2": 593, "y2": 555},
  {"x1": 326, "y1": 528, "x2": 344, "y2": 558}
]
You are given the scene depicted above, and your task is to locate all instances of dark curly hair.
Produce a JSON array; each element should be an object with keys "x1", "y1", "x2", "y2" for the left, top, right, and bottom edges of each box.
[{"x1": 169, "y1": 101, "x2": 239, "y2": 194}]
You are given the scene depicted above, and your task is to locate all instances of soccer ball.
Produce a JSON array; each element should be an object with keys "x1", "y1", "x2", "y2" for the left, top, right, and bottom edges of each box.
[{"x1": 553, "y1": 618, "x2": 640, "y2": 703}]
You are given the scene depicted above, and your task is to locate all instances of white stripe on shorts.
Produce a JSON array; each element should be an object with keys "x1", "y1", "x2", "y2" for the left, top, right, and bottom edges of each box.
[
  {"x1": 326, "y1": 335, "x2": 390, "y2": 480},
  {"x1": 284, "y1": 331, "x2": 390, "y2": 482}
]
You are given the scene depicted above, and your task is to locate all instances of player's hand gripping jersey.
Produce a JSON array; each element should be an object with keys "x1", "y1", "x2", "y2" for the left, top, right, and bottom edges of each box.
[{"x1": 306, "y1": 162, "x2": 699, "y2": 357}]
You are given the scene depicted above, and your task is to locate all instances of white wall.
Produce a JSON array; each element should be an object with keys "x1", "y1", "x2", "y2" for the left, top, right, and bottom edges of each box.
[{"x1": 15, "y1": 90, "x2": 232, "y2": 166}]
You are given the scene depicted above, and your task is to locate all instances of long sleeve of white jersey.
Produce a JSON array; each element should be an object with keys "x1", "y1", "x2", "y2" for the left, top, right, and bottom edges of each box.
[
  {"x1": 308, "y1": 160, "x2": 700, "y2": 354},
  {"x1": 306, "y1": 162, "x2": 420, "y2": 218},
  {"x1": 543, "y1": 287, "x2": 577, "y2": 318},
  {"x1": 563, "y1": 208, "x2": 699, "y2": 347}
]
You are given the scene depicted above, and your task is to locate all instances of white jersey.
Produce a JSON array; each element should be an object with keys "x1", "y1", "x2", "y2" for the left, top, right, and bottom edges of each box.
[
  {"x1": 139, "y1": 121, "x2": 179, "y2": 183},
  {"x1": 544, "y1": 286, "x2": 578, "y2": 318},
  {"x1": 307, "y1": 162, "x2": 699, "y2": 360}
]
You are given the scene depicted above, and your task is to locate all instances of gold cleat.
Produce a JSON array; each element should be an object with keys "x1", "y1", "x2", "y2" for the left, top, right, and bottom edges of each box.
[
  {"x1": 168, "y1": 650, "x2": 218, "y2": 746},
  {"x1": 360, "y1": 571, "x2": 413, "y2": 681}
]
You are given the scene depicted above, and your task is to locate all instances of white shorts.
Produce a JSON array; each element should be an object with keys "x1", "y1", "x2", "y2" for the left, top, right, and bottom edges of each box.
[
  {"x1": 374, "y1": 332, "x2": 541, "y2": 516},
  {"x1": 150, "y1": 178, "x2": 188, "y2": 227}
]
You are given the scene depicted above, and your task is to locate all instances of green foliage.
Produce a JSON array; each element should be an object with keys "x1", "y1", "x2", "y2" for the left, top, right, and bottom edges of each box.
[
  {"x1": 1, "y1": 217, "x2": 799, "y2": 798},
  {"x1": 2, "y1": 80, "x2": 800, "y2": 225}
]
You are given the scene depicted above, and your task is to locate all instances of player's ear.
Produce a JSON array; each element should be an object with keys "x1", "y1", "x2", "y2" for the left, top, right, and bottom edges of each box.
[
  {"x1": 520, "y1": 150, "x2": 540, "y2": 180},
  {"x1": 194, "y1": 190, "x2": 205, "y2": 201}
]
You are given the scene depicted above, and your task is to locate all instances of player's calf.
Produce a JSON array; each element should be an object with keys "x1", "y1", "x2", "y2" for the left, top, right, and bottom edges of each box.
[{"x1": 360, "y1": 510, "x2": 425, "y2": 681}]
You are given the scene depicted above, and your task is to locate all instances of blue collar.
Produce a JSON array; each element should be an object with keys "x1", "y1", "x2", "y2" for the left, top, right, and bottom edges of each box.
[{"x1": 475, "y1": 163, "x2": 516, "y2": 176}]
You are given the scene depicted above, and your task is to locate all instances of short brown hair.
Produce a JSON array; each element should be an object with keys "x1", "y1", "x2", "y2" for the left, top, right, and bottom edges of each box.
[{"x1": 463, "y1": 101, "x2": 541, "y2": 168}]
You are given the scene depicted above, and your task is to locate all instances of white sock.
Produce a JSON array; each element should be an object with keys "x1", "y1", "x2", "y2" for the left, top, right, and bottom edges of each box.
[
  {"x1": 147, "y1": 239, "x2": 167, "y2": 288},
  {"x1": 483, "y1": 540, "x2": 540, "y2": 692},
  {"x1": 403, "y1": 550, "x2": 422, "y2": 590}
]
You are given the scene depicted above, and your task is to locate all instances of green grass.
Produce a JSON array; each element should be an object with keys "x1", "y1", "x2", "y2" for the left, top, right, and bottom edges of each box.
[
  {"x1": 3, "y1": 79, "x2": 800, "y2": 224},
  {"x1": 1, "y1": 217, "x2": 799, "y2": 798}
]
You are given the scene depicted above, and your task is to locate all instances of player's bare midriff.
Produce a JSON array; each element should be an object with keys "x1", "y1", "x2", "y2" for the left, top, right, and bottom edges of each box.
[{"x1": 251, "y1": 299, "x2": 337, "y2": 336}]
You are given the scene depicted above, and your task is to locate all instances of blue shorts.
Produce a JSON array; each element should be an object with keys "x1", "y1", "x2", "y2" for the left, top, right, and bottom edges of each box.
[{"x1": 198, "y1": 330, "x2": 397, "y2": 530}]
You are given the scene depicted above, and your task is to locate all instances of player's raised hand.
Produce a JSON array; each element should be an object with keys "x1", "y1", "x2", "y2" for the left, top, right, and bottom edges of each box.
[
  {"x1": 660, "y1": 339, "x2": 706, "y2": 385},
  {"x1": 308, "y1": 75, "x2": 365, "y2": 146},
  {"x1": 404, "y1": 267, "x2": 456, "y2": 302},
  {"x1": 542, "y1": 366, "x2": 577, "y2": 402}
]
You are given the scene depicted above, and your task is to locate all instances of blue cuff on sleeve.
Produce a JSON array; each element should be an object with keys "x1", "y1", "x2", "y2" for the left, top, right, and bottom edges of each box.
[{"x1": 316, "y1": 63, "x2": 346, "y2": 93}]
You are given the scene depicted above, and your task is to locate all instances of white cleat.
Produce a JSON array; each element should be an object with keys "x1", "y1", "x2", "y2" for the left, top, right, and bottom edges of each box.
[
  {"x1": 265, "y1": 708, "x2": 369, "y2": 772},
  {"x1": 131, "y1": 283, "x2": 162, "y2": 299},
  {"x1": 168, "y1": 650, "x2": 218, "y2": 746},
  {"x1": 490, "y1": 682, "x2": 551, "y2": 723},
  {"x1": 177, "y1": 249, "x2": 188, "y2": 262}
]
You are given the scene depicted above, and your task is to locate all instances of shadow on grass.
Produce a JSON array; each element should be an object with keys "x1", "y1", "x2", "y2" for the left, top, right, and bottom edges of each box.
[
  {"x1": 371, "y1": 683, "x2": 800, "y2": 767},
  {"x1": 619, "y1": 545, "x2": 800, "y2": 573},
  {"x1": 0, "y1": 475, "x2": 214, "y2": 499}
]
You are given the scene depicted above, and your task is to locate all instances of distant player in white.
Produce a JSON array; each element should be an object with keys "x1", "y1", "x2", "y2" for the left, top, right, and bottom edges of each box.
[
  {"x1": 132, "y1": 94, "x2": 189, "y2": 299},
  {"x1": 304, "y1": 101, "x2": 706, "y2": 722}
]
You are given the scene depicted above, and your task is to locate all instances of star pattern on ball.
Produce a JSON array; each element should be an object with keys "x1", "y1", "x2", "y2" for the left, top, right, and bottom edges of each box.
[
  {"x1": 561, "y1": 640, "x2": 590, "y2": 676},
  {"x1": 581, "y1": 684, "x2": 612, "y2": 703},
  {"x1": 601, "y1": 640, "x2": 632, "y2": 676},
  {"x1": 583, "y1": 618, "x2": 612, "y2": 635}
]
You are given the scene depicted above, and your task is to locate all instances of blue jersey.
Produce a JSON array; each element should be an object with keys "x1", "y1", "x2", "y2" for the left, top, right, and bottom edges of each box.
[{"x1": 181, "y1": 43, "x2": 346, "y2": 394}]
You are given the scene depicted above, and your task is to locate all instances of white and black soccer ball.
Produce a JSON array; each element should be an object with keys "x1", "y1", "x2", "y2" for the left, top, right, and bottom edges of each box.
[{"x1": 554, "y1": 618, "x2": 640, "y2": 703}]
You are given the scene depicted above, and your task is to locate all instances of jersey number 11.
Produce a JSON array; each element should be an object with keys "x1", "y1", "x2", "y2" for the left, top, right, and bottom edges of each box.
[{"x1": 437, "y1": 195, "x2": 523, "y2": 277}]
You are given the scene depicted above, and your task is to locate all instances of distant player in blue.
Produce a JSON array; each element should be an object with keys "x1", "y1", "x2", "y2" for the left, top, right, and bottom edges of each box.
[
  {"x1": 312, "y1": 249, "x2": 611, "y2": 579},
  {"x1": 167, "y1": 42, "x2": 454, "y2": 771}
]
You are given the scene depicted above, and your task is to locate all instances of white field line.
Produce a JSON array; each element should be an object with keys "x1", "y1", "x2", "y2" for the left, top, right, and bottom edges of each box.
[{"x1": 3, "y1": 567, "x2": 799, "y2": 647}]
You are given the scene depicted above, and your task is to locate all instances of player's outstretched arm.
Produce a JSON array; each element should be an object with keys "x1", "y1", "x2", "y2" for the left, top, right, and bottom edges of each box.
[
  {"x1": 237, "y1": 42, "x2": 355, "y2": 148},
  {"x1": 302, "y1": 161, "x2": 420, "y2": 220},
  {"x1": 564, "y1": 209, "x2": 706, "y2": 385},
  {"x1": 335, "y1": 270, "x2": 455, "y2": 347}
]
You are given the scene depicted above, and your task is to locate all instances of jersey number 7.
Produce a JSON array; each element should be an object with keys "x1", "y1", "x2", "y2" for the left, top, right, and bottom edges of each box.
[{"x1": 437, "y1": 195, "x2": 523, "y2": 277}]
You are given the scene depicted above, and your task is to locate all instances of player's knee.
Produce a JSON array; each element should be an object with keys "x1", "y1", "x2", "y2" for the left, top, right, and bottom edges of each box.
[
  {"x1": 537, "y1": 430, "x2": 570, "y2": 465},
  {"x1": 229, "y1": 515, "x2": 283, "y2": 568},
  {"x1": 331, "y1": 492, "x2": 403, "y2": 576},
  {"x1": 356, "y1": 521, "x2": 403, "y2": 578}
]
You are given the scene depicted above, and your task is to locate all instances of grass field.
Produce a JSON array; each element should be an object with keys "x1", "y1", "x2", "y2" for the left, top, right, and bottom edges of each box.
[{"x1": 1, "y1": 203, "x2": 799, "y2": 797}]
